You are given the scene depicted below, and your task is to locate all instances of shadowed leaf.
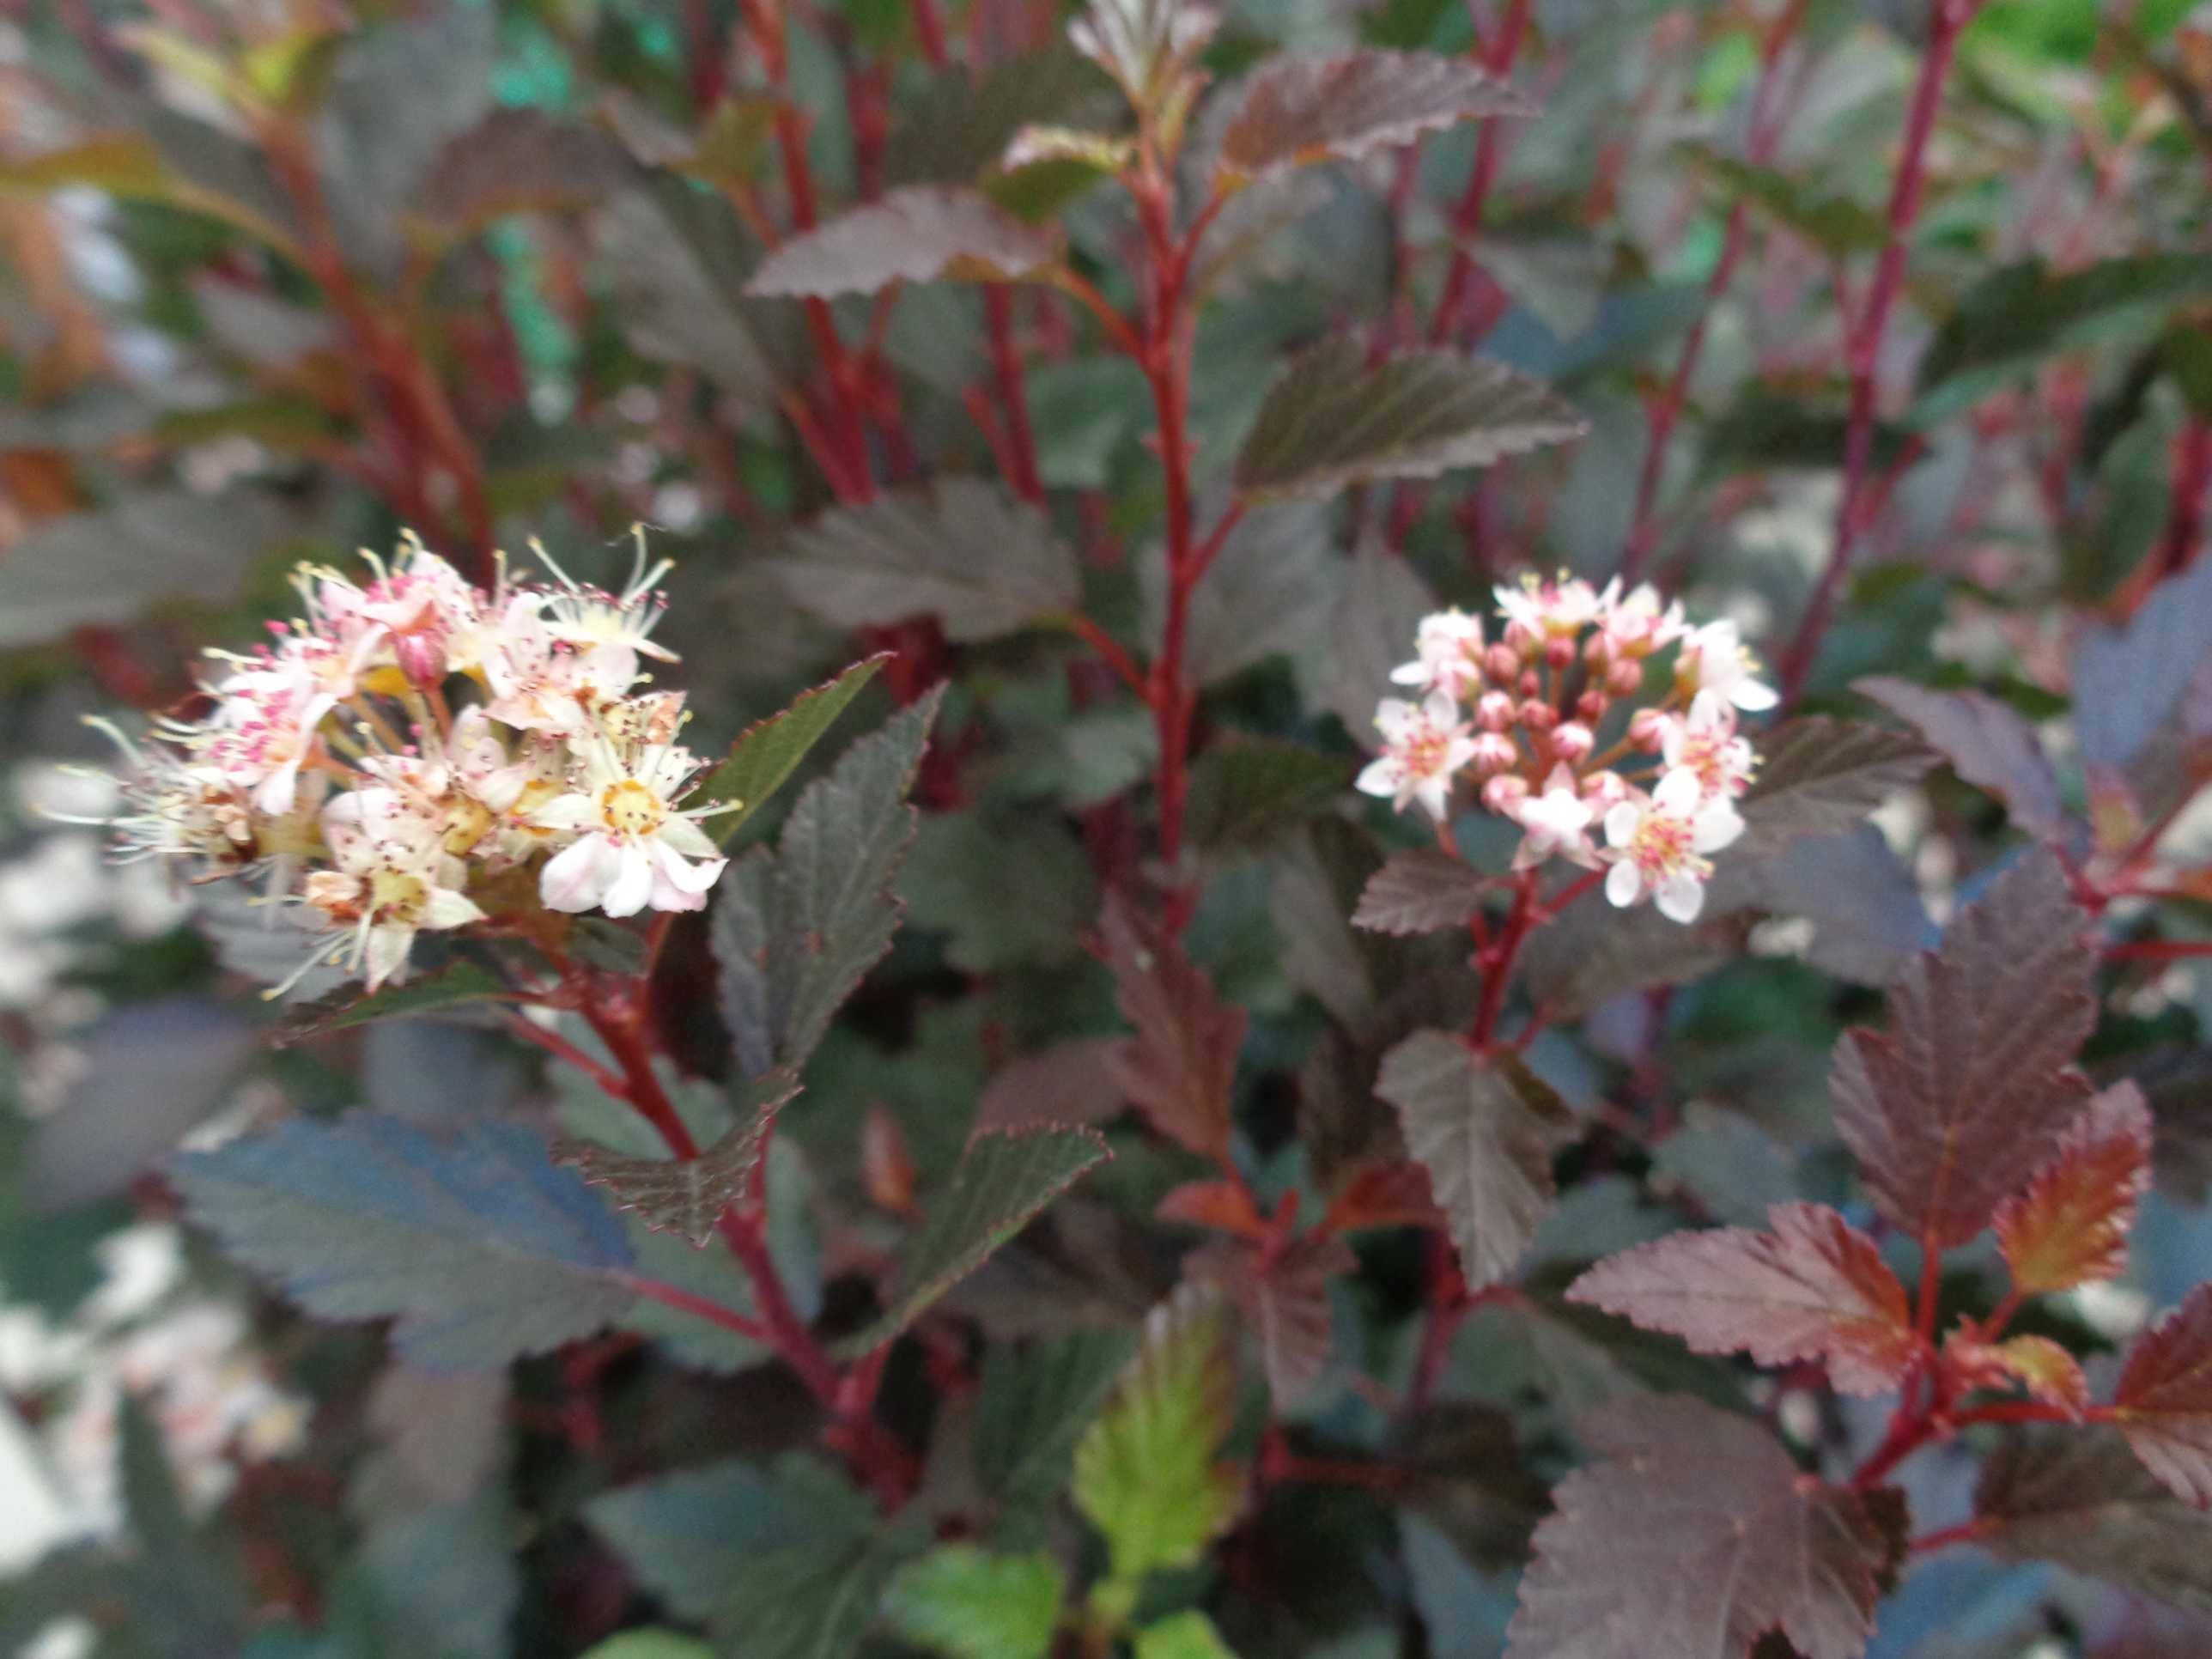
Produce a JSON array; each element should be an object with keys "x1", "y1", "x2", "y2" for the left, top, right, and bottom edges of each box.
[
  {"x1": 1377, "y1": 1032, "x2": 1572, "y2": 1289},
  {"x1": 1192, "y1": 1231, "x2": 1353, "y2": 1407},
  {"x1": 1100, "y1": 893, "x2": 1248, "y2": 1160},
  {"x1": 1353, "y1": 850, "x2": 1491, "y2": 935},
  {"x1": 2115, "y1": 1283, "x2": 2212, "y2": 1507},
  {"x1": 1994, "y1": 1082, "x2": 2153, "y2": 1296},
  {"x1": 271, "y1": 960, "x2": 513, "y2": 1047},
  {"x1": 1235, "y1": 339, "x2": 1585, "y2": 501},
  {"x1": 1217, "y1": 50, "x2": 1532, "y2": 179},
  {"x1": 1567, "y1": 1202, "x2": 1917, "y2": 1396},
  {"x1": 693, "y1": 654, "x2": 885, "y2": 843},
  {"x1": 1182, "y1": 739, "x2": 1347, "y2": 853},
  {"x1": 553, "y1": 1071, "x2": 802, "y2": 1246},
  {"x1": 414, "y1": 108, "x2": 625, "y2": 233},
  {"x1": 1856, "y1": 677, "x2": 2067, "y2": 839},
  {"x1": 2073, "y1": 554, "x2": 2212, "y2": 773},
  {"x1": 1731, "y1": 717, "x2": 1934, "y2": 861},
  {"x1": 746, "y1": 187, "x2": 1062, "y2": 297},
  {"x1": 1977, "y1": 1427, "x2": 2212, "y2": 1613},
  {"x1": 975, "y1": 1329, "x2": 1136, "y2": 1522},
  {"x1": 1832, "y1": 848, "x2": 2096, "y2": 1249}
]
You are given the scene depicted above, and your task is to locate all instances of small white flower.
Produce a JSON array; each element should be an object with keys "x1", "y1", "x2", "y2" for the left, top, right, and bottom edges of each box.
[
  {"x1": 1601, "y1": 768, "x2": 1746, "y2": 923},
  {"x1": 529, "y1": 738, "x2": 732, "y2": 917},
  {"x1": 1675, "y1": 619, "x2": 1778, "y2": 713},
  {"x1": 1494, "y1": 574, "x2": 1604, "y2": 641},
  {"x1": 527, "y1": 531, "x2": 678, "y2": 663},
  {"x1": 1357, "y1": 693, "x2": 1479, "y2": 823},
  {"x1": 1389, "y1": 609, "x2": 1486, "y2": 700},
  {"x1": 1509, "y1": 764, "x2": 1599, "y2": 870},
  {"x1": 303, "y1": 787, "x2": 483, "y2": 989},
  {"x1": 1660, "y1": 690, "x2": 1758, "y2": 798},
  {"x1": 1597, "y1": 580, "x2": 1686, "y2": 659}
]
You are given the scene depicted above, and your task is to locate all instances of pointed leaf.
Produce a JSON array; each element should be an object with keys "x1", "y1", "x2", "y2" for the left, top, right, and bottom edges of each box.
[
  {"x1": 171, "y1": 1116, "x2": 635, "y2": 1367},
  {"x1": 883, "y1": 1546, "x2": 1066, "y2": 1659},
  {"x1": 1856, "y1": 677, "x2": 2067, "y2": 839},
  {"x1": 1218, "y1": 50, "x2": 1532, "y2": 179},
  {"x1": 746, "y1": 186, "x2": 1062, "y2": 298},
  {"x1": 1352, "y1": 850, "x2": 1491, "y2": 935},
  {"x1": 1730, "y1": 716, "x2": 1935, "y2": 861},
  {"x1": 1234, "y1": 340, "x2": 1585, "y2": 501},
  {"x1": 975, "y1": 1329, "x2": 1137, "y2": 1521},
  {"x1": 414, "y1": 108, "x2": 625, "y2": 232},
  {"x1": 1193, "y1": 1231, "x2": 1353, "y2": 1407},
  {"x1": 1832, "y1": 848, "x2": 2097, "y2": 1249},
  {"x1": 1506, "y1": 1396, "x2": 1888, "y2": 1659},
  {"x1": 1321, "y1": 539, "x2": 1436, "y2": 744},
  {"x1": 271, "y1": 960, "x2": 514, "y2": 1047},
  {"x1": 1944, "y1": 1332, "x2": 2088, "y2": 1418},
  {"x1": 2115, "y1": 1283, "x2": 2212, "y2": 1507},
  {"x1": 1073, "y1": 1286, "x2": 1243, "y2": 1583},
  {"x1": 1567, "y1": 1202, "x2": 1917, "y2": 1396},
  {"x1": 842, "y1": 1127, "x2": 1110, "y2": 1353},
  {"x1": 770, "y1": 482, "x2": 1081, "y2": 642},
  {"x1": 553, "y1": 1071, "x2": 802, "y2": 1245},
  {"x1": 1134, "y1": 1612, "x2": 1238, "y2": 1659},
  {"x1": 1377, "y1": 1031, "x2": 1571, "y2": 1289},
  {"x1": 692, "y1": 654, "x2": 886, "y2": 843},
  {"x1": 1100, "y1": 893, "x2": 1249, "y2": 1161},
  {"x1": 1975, "y1": 1427, "x2": 2212, "y2": 1613},
  {"x1": 2073, "y1": 553, "x2": 2212, "y2": 772},
  {"x1": 714, "y1": 690, "x2": 944, "y2": 1077},
  {"x1": 1994, "y1": 1082, "x2": 2153, "y2": 1296}
]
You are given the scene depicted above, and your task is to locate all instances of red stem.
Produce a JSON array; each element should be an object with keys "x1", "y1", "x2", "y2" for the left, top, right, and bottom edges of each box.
[
  {"x1": 623, "y1": 1272, "x2": 773, "y2": 1343},
  {"x1": 1778, "y1": 0, "x2": 1984, "y2": 702},
  {"x1": 1468, "y1": 869, "x2": 1539, "y2": 1048},
  {"x1": 2106, "y1": 939, "x2": 2212, "y2": 962},
  {"x1": 982, "y1": 284, "x2": 1046, "y2": 502},
  {"x1": 1428, "y1": 0, "x2": 1535, "y2": 345},
  {"x1": 1908, "y1": 1520, "x2": 1988, "y2": 1556}
]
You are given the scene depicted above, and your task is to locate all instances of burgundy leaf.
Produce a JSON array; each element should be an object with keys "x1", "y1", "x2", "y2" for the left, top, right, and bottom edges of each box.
[
  {"x1": 1156, "y1": 1179, "x2": 1268, "y2": 1238},
  {"x1": 1732, "y1": 717, "x2": 1935, "y2": 861},
  {"x1": 1831, "y1": 848, "x2": 2097, "y2": 1249},
  {"x1": 2115, "y1": 1283, "x2": 2212, "y2": 1507},
  {"x1": 1099, "y1": 893, "x2": 1248, "y2": 1161},
  {"x1": 745, "y1": 186, "x2": 1062, "y2": 299},
  {"x1": 1192, "y1": 1231, "x2": 1352, "y2": 1407},
  {"x1": 1945, "y1": 1331, "x2": 2089, "y2": 1418},
  {"x1": 1856, "y1": 676, "x2": 2068, "y2": 839},
  {"x1": 1352, "y1": 849, "x2": 1492, "y2": 936},
  {"x1": 1506, "y1": 1396, "x2": 1889, "y2": 1659},
  {"x1": 1975, "y1": 1425, "x2": 2212, "y2": 1611},
  {"x1": 1567, "y1": 1202, "x2": 1917, "y2": 1396},
  {"x1": 1217, "y1": 50, "x2": 1534, "y2": 179},
  {"x1": 975, "y1": 1036, "x2": 1130, "y2": 1132},
  {"x1": 1376, "y1": 1031, "x2": 1572, "y2": 1289},
  {"x1": 1994, "y1": 1082, "x2": 2154, "y2": 1295}
]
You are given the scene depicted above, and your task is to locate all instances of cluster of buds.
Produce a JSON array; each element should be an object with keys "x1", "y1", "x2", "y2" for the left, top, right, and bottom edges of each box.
[
  {"x1": 1357, "y1": 574, "x2": 1775, "y2": 924},
  {"x1": 79, "y1": 532, "x2": 732, "y2": 993}
]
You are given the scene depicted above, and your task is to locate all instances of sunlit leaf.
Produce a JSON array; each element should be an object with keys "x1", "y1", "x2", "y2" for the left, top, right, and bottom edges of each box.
[
  {"x1": 883, "y1": 1546, "x2": 1065, "y2": 1659},
  {"x1": 1993, "y1": 1082, "x2": 2153, "y2": 1296},
  {"x1": 1217, "y1": 50, "x2": 1531, "y2": 180}
]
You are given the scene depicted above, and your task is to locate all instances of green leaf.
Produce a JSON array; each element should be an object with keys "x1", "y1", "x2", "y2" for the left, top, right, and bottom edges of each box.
[
  {"x1": 1183, "y1": 739, "x2": 1348, "y2": 854},
  {"x1": 975, "y1": 1329, "x2": 1137, "y2": 1523},
  {"x1": 1073, "y1": 1286, "x2": 1243, "y2": 1585},
  {"x1": 842, "y1": 1127, "x2": 1110, "y2": 1354},
  {"x1": 714, "y1": 690, "x2": 944, "y2": 1077},
  {"x1": 1678, "y1": 147, "x2": 1885, "y2": 255},
  {"x1": 271, "y1": 960, "x2": 514, "y2": 1047},
  {"x1": 588, "y1": 1454, "x2": 930, "y2": 1656},
  {"x1": 1915, "y1": 253, "x2": 2212, "y2": 426},
  {"x1": 693, "y1": 655, "x2": 886, "y2": 844},
  {"x1": 902, "y1": 808, "x2": 1098, "y2": 971},
  {"x1": 883, "y1": 1546, "x2": 1066, "y2": 1659},
  {"x1": 1234, "y1": 339, "x2": 1584, "y2": 501},
  {"x1": 1134, "y1": 1612, "x2": 1239, "y2": 1659},
  {"x1": 554, "y1": 1071, "x2": 802, "y2": 1245},
  {"x1": 1377, "y1": 1033, "x2": 1573, "y2": 1289},
  {"x1": 118, "y1": 1394, "x2": 252, "y2": 1647},
  {"x1": 769, "y1": 481, "x2": 1082, "y2": 642},
  {"x1": 171, "y1": 1115, "x2": 636, "y2": 1367},
  {"x1": 747, "y1": 187, "x2": 1063, "y2": 298},
  {"x1": 1218, "y1": 49, "x2": 1530, "y2": 180},
  {"x1": 579, "y1": 1637, "x2": 714, "y2": 1659}
]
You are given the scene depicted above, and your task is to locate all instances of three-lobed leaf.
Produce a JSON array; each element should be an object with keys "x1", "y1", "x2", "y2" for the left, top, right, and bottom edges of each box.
[
  {"x1": 1216, "y1": 50, "x2": 1531, "y2": 180},
  {"x1": 1993, "y1": 1082, "x2": 2153, "y2": 1297},
  {"x1": 692, "y1": 654, "x2": 886, "y2": 844},
  {"x1": 745, "y1": 186, "x2": 1062, "y2": 298},
  {"x1": 1567, "y1": 1201, "x2": 1917, "y2": 1396},
  {"x1": 1831, "y1": 848, "x2": 2097, "y2": 1250},
  {"x1": 1099, "y1": 893, "x2": 1249, "y2": 1161},
  {"x1": 1233, "y1": 339, "x2": 1586, "y2": 501},
  {"x1": 553, "y1": 1071, "x2": 802, "y2": 1246}
]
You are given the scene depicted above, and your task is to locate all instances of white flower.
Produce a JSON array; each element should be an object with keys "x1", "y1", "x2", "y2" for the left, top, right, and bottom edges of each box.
[
  {"x1": 1509, "y1": 764, "x2": 1599, "y2": 870},
  {"x1": 1598, "y1": 580, "x2": 1686, "y2": 658},
  {"x1": 303, "y1": 787, "x2": 483, "y2": 989},
  {"x1": 1675, "y1": 619, "x2": 1778, "y2": 713},
  {"x1": 527, "y1": 531, "x2": 678, "y2": 662},
  {"x1": 1601, "y1": 768, "x2": 1746, "y2": 923},
  {"x1": 529, "y1": 738, "x2": 731, "y2": 917},
  {"x1": 1357, "y1": 693, "x2": 1478, "y2": 823},
  {"x1": 1389, "y1": 609, "x2": 1486, "y2": 700},
  {"x1": 1661, "y1": 690, "x2": 1757, "y2": 798},
  {"x1": 483, "y1": 598, "x2": 644, "y2": 738},
  {"x1": 1494, "y1": 574, "x2": 1604, "y2": 641}
]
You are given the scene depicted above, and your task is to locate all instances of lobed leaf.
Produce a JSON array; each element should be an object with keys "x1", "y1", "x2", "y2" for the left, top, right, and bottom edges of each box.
[
  {"x1": 1217, "y1": 50, "x2": 1532, "y2": 180},
  {"x1": 692, "y1": 654, "x2": 885, "y2": 844},
  {"x1": 1233, "y1": 339, "x2": 1585, "y2": 501},
  {"x1": 769, "y1": 481, "x2": 1081, "y2": 643},
  {"x1": 1993, "y1": 1082, "x2": 2153, "y2": 1297},
  {"x1": 553, "y1": 1071, "x2": 802, "y2": 1246},
  {"x1": 842, "y1": 1127, "x2": 1111, "y2": 1354},
  {"x1": 1975, "y1": 1427, "x2": 2212, "y2": 1613},
  {"x1": 745, "y1": 186, "x2": 1062, "y2": 298},
  {"x1": 2115, "y1": 1283, "x2": 2212, "y2": 1508},
  {"x1": 1376, "y1": 1031, "x2": 1572, "y2": 1289},
  {"x1": 1073, "y1": 1285, "x2": 1243, "y2": 1584},
  {"x1": 1100, "y1": 892, "x2": 1249, "y2": 1161},
  {"x1": 883, "y1": 1546, "x2": 1065, "y2": 1659},
  {"x1": 1567, "y1": 1202, "x2": 1917, "y2": 1396},
  {"x1": 171, "y1": 1116, "x2": 635, "y2": 1368},
  {"x1": 270, "y1": 960, "x2": 514, "y2": 1047},
  {"x1": 714, "y1": 690, "x2": 944, "y2": 1077},
  {"x1": 1506, "y1": 1395, "x2": 1889, "y2": 1659},
  {"x1": 1831, "y1": 848, "x2": 2097, "y2": 1249},
  {"x1": 1855, "y1": 677, "x2": 2068, "y2": 840},
  {"x1": 1352, "y1": 849, "x2": 1491, "y2": 936}
]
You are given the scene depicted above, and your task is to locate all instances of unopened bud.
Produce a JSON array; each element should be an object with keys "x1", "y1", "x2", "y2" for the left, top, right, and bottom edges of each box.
[
  {"x1": 1544, "y1": 634, "x2": 1577, "y2": 671},
  {"x1": 1551, "y1": 722, "x2": 1595, "y2": 765},
  {"x1": 1607, "y1": 659, "x2": 1644, "y2": 697},
  {"x1": 1476, "y1": 690, "x2": 1516, "y2": 732},
  {"x1": 1576, "y1": 690, "x2": 1608, "y2": 724},
  {"x1": 1518, "y1": 670, "x2": 1542, "y2": 699},
  {"x1": 1484, "y1": 644, "x2": 1522, "y2": 682},
  {"x1": 1583, "y1": 632, "x2": 1615, "y2": 672},
  {"x1": 1472, "y1": 732, "x2": 1517, "y2": 775},
  {"x1": 1520, "y1": 699, "x2": 1559, "y2": 732},
  {"x1": 1480, "y1": 774, "x2": 1530, "y2": 815},
  {"x1": 1581, "y1": 769, "x2": 1631, "y2": 810},
  {"x1": 1628, "y1": 708, "x2": 1669, "y2": 750},
  {"x1": 393, "y1": 630, "x2": 447, "y2": 690},
  {"x1": 1504, "y1": 620, "x2": 1537, "y2": 656}
]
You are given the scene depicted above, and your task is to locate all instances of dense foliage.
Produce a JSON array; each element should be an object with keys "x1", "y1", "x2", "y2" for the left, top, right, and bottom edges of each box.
[{"x1": 2, "y1": 0, "x2": 2212, "y2": 1656}]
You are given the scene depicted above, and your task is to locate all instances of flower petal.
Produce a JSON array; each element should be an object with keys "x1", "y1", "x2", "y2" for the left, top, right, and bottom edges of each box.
[{"x1": 1605, "y1": 860, "x2": 1643, "y2": 908}]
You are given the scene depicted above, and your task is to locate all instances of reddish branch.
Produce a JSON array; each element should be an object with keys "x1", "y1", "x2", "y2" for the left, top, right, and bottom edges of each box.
[{"x1": 1778, "y1": 0, "x2": 1986, "y2": 702}]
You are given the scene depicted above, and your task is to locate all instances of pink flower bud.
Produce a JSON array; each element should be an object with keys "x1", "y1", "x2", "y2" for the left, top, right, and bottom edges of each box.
[
  {"x1": 1607, "y1": 659, "x2": 1644, "y2": 697},
  {"x1": 1551, "y1": 721, "x2": 1595, "y2": 764},
  {"x1": 1504, "y1": 620, "x2": 1537, "y2": 656},
  {"x1": 1517, "y1": 670, "x2": 1542, "y2": 699},
  {"x1": 1520, "y1": 699, "x2": 1559, "y2": 732},
  {"x1": 393, "y1": 630, "x2": 447, "y2": 690},
  {"x1": 1472, "y1": 732, "x2": 1517, "y2": 775},
  {"x1": 1581, "y1": 769, "x2": 1631, "y2": 809},
  {"x1": 1484, "y1": 644, "x2": 1522, "y2": 682},
  {"x1": 1476, "y1": 690, "x2": 1516, "y2": 732},
  {"x1": 1576, "y1": 690, "x2": 1608, "y2": 724},
  {"x1": 1481, "y1": 774, "x2": 1530, "y2": 815},
  {"x1": 1583, "y1": 632, "x2": 1614, "y2": 672},
  {"x1": 1544, "y1": 635, "x2": 1577, "y2": 671},
  {"x1": 1628, "y1": 707, "x2": 1669, "y2": 750}
]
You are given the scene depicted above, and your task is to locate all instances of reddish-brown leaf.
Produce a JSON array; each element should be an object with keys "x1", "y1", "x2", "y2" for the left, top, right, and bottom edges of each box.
[
  {"x1": 745, "y1": 186, "x2": 1062, "y2": 298},
  {"x1": 553, "y1": 1071, "x2": 800, "y2": 1246},
  {"x1": 1156, "y1": 1179, "x2": 1268, "y2": 1239},
  {"x1": 1192, "y1": 1232, "x2": 1353, "y2": 1407},
  {"x1": 1974, "y1": 1425, "x2": 2212, "y2": 1611},
  {"x1": 1320, "y1": 1159, "x2": 1444, "y2": 1236},
  {"x1": 2114, "y1": 1283, "x2": 2212, "y2": 1507},
  {"x1": 1856, "y1": 677, "x2": 2068, "y2": 840},
  {"x1": 1506, "y1": 1396, "x2": 1889, "y2": 1659},
  {"x1": 1217, "y1": 49, "x2": 1534, "y2": 180},
  {"x1": 1350, "y1": 848, "x2": 1492, "y2": 936},
  {"x1": 1995, "y1": 1083, "x2": 2154, "y2": 1296},
  {"x1": 975, "y1": 1036, "x2": 1129, "y2": 1132},
  {"x1": 1566, "y1": 1201, "x2": 1918, "y2": 1396},
  {"x1": 1831, "y1": 848, "x2": 2097, "y2": 1249},
  {"x1": 1945, "y1": 1331, "x2": 2089, "y2": 1418},
  {"x1": 860, "y1": 1102, "x2": 920, "y2": 1218},
  {"x1": 1099, "y1": 893, "x2": 1248, "y2": 1161}
]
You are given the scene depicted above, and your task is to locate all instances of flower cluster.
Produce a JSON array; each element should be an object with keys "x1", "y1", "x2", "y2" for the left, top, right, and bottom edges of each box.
[
  {"x1": 1358, "y1": 574, "x2": 1773, "y2": 924},
  {"x1": 82, "y1": 533, "x2": 732, "y2": 993}
]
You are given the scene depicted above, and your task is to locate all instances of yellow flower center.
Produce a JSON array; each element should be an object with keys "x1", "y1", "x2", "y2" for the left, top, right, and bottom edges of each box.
[
  {"x1": 368, "y1": 866, "x2": 429, "y2": 920},
  {"x1": 600, "y1": 778, "x2": 664, "y2": 838}
]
